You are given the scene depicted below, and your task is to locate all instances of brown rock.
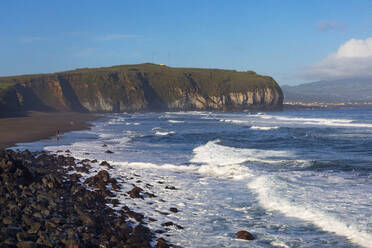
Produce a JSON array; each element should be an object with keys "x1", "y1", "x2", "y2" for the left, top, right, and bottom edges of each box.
[
  {"x1": 155, "y1": 238, "x2": 170, "y2": 248},
  {"x1": 100, "y1": 161, "x2": 112, "y2": 169},
  {"x1": 161, "y1": 222, "x2": 174, "y2": 227},
  {"x1": 2, "y1": 216, "x2": 14, "y2": 225},
  {"x1": 74, "y1": 206, "x2": 95, "y2": 226},
  {"x1": 97, "y1": 170, "x2": 110, "y2": 182},
  {"x1": 63, "y1": 239, "x2": 79, "y2": 248},
  {"x1": 236, "y1": 230, "x2": 255, "y2": 240},
  {"x1": 169, "y1": 207, "x2": 178, "y2": 213},
  {"x1": 16, "y1": 241, "x2": 36, "y2": 248},
  {"x1": 128, "y1": 186, "x2": 143, "y2": 199},
  {"x1": 27, "y1": 222, "x2": 41, "y2": 234},
  {"x1": 36, "y1": 232, "x2": 54, "y2": 247}
]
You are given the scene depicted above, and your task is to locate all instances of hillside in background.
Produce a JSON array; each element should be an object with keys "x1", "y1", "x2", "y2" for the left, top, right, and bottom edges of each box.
[
  {"x1": 282, "y1": 78, "x2": 372, "y2": 103},
  {"x1": 0, "y1": 63, "x2": 283, "y2": 113}
]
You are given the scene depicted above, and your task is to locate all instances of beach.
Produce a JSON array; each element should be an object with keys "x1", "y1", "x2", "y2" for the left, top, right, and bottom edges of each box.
[
  {"x1": 0, "y1": 149, "x2": 172, "y2": 247},
  {"x1": 0, "y1": 112, "x2": 100, "y2": 149},
  {"x1": 6, "y1": 110, "x2": 372, "y2": 247}
]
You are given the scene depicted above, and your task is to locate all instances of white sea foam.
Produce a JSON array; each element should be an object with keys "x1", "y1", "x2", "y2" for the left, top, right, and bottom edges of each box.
[
  {"x1": 270, "y1": 240, "x2": 290, "y2": 248},
  {"x1": 191, "y1": 139, "x2": 293, "y2": 165},
  {"x1": 165, "y1": 111, "x2": 210, "y2": 116},
  {"x1": 168, "y1": 120, "x2": 184, "y2": 123},
  {"x1": 125, "y1": 122, "x2": 141, "y2": 125},
  {"x1": 258, "y1": 115, "x2": 372, "y2": 128},
  {"x1": 248, "y1": 176, "x2": 372, "y2": 248},
  {"x1": 99, "y1": 133, "x2": 114, "y2": 138},
  {"x1": 18, "y1": 110, "x2": 372, "y2": 248},
  {"x1": 111, "y1": 161, "x2": 253, "y2": 180},
  {"x1": 219, "y1": 119, "x2": 247, "y2": 124},
  {"x1": 109, "y1": 137, "x2": 131, "y2": 145},
  {"x1": 221, "y1": 113, "x2": 372, "y2": 128},
  {"x1": 250, "y1": 126, "x2": 280, "y2": 130},
  {"x1": 155, "y1": 131, "x2": 176, "y2": 136},
  {"x1": 107, "y1": 117, "x2": 125, "y2": 125}
]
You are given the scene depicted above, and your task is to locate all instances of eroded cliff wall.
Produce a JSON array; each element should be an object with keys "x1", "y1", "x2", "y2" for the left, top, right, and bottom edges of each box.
[{"x1": 0, "y1": 64, "x2": 283, "y2": 113}]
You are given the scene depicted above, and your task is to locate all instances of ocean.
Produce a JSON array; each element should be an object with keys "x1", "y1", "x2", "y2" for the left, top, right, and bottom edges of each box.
[{"x1": 15, "y1": 108, "x2": 372, "y2": 248}]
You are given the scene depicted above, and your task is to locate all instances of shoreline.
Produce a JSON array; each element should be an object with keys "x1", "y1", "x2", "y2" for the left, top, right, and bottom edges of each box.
[
  {"x1": 0, "y1": 111, "x2": 102, "y2": 150},
  {"x1": 283, "y1": 103, "x2": 372, "y2": 110}
]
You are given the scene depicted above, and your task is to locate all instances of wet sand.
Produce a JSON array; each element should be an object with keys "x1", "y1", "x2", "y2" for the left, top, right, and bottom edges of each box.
[{"x1": 0, "y1": 112, "x2": 101, "y2": 149}]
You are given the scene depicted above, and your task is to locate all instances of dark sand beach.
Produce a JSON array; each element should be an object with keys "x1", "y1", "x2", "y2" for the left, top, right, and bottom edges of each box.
[
  {"x1": 0, "y1": 112, "x2": 101, "y2": 149},
  {"x1": 0, "y1": 113, "x2": 176, "y2": 247}
]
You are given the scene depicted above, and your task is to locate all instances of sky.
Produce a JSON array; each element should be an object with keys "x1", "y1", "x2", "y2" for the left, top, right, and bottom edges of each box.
[{"x1": 1, "y1": 0, "x2": 372, "y2": 85}]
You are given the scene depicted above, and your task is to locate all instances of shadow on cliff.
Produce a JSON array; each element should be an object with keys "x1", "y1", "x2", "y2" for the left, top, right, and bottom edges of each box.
[
  {"x1": 14, "y1": 84, "x2": 54, "y2": 112},
  {"x1": 136, "y1": 72, "x2": 168, "y2": 111},
  {"x1": 58, "y1": 76, "x2": 88, "y2": 112}
]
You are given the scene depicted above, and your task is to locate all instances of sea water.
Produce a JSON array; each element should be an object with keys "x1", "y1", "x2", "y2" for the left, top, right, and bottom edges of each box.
[{"x1": 15, "y1": 109, "x2": 372, "y2": 248}]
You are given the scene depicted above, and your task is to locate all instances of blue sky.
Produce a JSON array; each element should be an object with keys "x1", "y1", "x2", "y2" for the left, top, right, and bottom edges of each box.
[{"x1": 1, "y1": 0, "x2": 372, "y2": 85}]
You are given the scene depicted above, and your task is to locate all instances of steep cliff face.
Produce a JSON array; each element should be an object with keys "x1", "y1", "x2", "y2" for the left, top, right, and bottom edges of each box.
[{"x1": 0, "y1": 64, "x2": 283, "y2": 113}]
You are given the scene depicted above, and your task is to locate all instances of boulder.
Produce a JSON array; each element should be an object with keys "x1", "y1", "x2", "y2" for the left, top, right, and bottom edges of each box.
[
  {"x1": 169, "y1": 207, "x2": 178, "y2": 213},
  {"x1": 155, "y1": 238, "x2": 170, "y2": 248},
  {"x1": 236, "y1": 230, "x2": 255, "y2": 240},
  {"x1": 128, "y1": 186, "x2": 143, "y2": 199},
  {"x1": 16, "y1": 241, "x2": 36, "y2": 248}
]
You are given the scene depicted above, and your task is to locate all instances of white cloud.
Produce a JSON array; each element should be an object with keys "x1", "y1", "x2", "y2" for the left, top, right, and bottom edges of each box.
[
  {"x1": 300, "y1": 37, "x2": 372, "y2": 80},
  {"x1": 336, "y1": 38, "x2": 372, "y2": 58}
]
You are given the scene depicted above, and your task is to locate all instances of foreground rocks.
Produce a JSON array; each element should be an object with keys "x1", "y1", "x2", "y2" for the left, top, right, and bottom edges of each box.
[
  {"x1": 236, "y1": 230, "x2": 255, "y2": 240},
  {"x1": 0, "y1": 149, "x2": 170, "y2": 247}
]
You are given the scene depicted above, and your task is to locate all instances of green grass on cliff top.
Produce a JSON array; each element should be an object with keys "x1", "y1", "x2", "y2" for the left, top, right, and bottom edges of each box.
[
  {"x1": 0, "y1": 63, "x2": 279, "y2": 93},
  {"x1": 0, "y1": 82, "x2": 15, "y2": 89}
]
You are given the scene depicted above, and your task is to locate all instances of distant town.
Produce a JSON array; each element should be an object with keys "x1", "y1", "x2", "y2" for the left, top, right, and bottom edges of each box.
[{"x1": 284, "y1": 101, "x2": 372, "y2": 109}]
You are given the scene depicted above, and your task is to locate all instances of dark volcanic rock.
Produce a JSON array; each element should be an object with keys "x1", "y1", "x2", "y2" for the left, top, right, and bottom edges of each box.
[
  {"x1": 236, "y1": 230, "x2": 255, "y2": 240},
  {"x1": 161, "y1": 222, "x2": 183, "y2": 229},
  {"x1": 84, "y1": 170, "x2": 114, "y2": 197},
  {"x1": 99, "y1": 161, "x2": 112, "y2": 169},
  {"x1": 161, "y1": 221, "x2": 175, "y2": 227},
  {"x1": 165, "y1": 185, "x2": 177, "y2": 190},
  {"x1": 16, "y1": 241, "x2": 36, "y2": 248},
  {"x1": 0, "y1": 149, "x2": 157, "y2": 248},
  {"x1": 169, "y1": 207, "x2": 178, "y2": 213},
  {"x1": 155, "y1": 237, "x2": 170, "y2": 248},
  {"x1": 128, "y1": 186, "x2": 144, "y2": 199}
]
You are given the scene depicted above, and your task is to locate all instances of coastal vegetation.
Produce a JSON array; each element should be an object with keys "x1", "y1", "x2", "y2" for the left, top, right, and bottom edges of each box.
[{"x1": 0, "y1": 63, "x2": 283, "y2": 113}]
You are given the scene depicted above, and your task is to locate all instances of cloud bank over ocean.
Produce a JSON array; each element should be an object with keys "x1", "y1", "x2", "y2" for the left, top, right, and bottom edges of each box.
[{"x1": 301, "y1": 37, "x2": 372, "y2": 80}]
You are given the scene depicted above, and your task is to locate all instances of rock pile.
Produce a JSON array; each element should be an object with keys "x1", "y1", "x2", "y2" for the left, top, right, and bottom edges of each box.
[{"x1": 0, "y1": 149, "x2": 169, "y2": 248}]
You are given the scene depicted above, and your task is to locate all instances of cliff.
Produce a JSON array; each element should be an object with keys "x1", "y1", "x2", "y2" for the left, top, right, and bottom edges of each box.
[{"x1": 0, "y1": 63, "x2": 283, "y2": 113}]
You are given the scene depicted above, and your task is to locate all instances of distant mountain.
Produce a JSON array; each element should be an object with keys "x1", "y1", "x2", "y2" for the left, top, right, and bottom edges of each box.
[{"x1": 282, "y1": 78, "x2": 372, "y2": 103}]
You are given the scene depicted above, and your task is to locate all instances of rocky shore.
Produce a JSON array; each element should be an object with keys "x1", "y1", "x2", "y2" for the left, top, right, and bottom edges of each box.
[{"x1": 0, "y1": 149, "x2": 172, "y2": 248}]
